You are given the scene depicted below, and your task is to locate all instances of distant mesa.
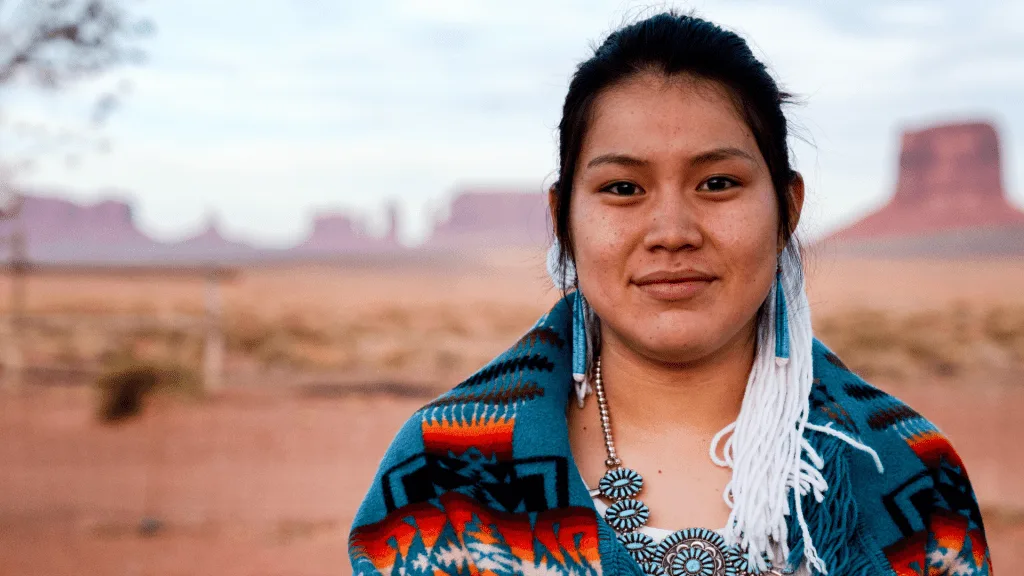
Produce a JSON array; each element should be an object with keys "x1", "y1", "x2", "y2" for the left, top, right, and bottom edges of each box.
[
  {"x1": 169, "y1": 216, "x2": 260, "y2": 264},
  {"x1": 427, "y1": 188, "x2": 550, "y2": 249},
  {"x1": 824, "y1": 121, "x2": 1024, "y2": 256},
  {"x1": 0, "y1": 194, "x2": 146, "y2": 265},
  {"x1": 0, "y1": 186, "x2": 555, "y2": 265},
  {"x1": 175, "y1": 216, "x2": 250, "y2": 250},
  {"x1": 0, "y1": 193, "x2": 148, "y2": 250},
  {"x1": 299, "y1": 211, "x2": 397, "y2": 253},
  {"x1": 0, "y1": 192, "x2": 403, "y2": 265}
]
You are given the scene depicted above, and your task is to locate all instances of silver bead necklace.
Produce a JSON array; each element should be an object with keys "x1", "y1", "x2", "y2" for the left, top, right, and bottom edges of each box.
[{"x1": 592, "y1": 356, "x2": 781, "y2": 576}]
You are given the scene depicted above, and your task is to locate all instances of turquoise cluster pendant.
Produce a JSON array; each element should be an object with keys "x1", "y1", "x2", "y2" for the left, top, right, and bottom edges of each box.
[
  {"x1": 597, "y1": 465, "x2": 776, "y2": 576},
  {"x1": 591, "y1": 357, "x2": 778, "y2": 576}
]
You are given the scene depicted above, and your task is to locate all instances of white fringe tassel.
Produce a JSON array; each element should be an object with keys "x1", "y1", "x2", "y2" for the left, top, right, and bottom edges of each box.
[{"x1": 709, "y1": 243, "x2": 881, "y2": 574}]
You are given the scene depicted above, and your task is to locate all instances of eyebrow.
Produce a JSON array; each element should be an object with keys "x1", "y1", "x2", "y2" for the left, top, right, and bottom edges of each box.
[
  {"x1": 584, "y1": 147, "x2": 758, "y2": 170},
  {"x1": 690, "y1": 147, "x2": 758, "y2": 167},
  {"x1": 585, "y1": 153, "x2": 648, "y2": 169}
]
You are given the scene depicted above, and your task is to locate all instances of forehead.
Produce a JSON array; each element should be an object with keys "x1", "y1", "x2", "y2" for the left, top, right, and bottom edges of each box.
[{"x1": 582, "y1": 72, "x2": 760, "y2": 163}]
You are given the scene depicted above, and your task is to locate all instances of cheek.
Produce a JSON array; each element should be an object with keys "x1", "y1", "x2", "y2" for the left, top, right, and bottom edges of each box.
[
  {"x1": 569, "y1": 197, "x2": 633, "y2": 274},
  {"x1": 716, "y1": 189, "x2": 779, "y2": 258},
  {"x1": 712, "y1": 194, "x2": 780, "y2": 301},
  {"x1": 569, "y1": 200, "x2": 646, "y2": 322}
]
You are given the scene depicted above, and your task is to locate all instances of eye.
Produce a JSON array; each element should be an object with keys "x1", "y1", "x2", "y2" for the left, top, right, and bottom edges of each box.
[
  {"x1": 599, "y1": 181, "x2": 644, "y2": 196},
  {"x1": 698, "y1": 176, "x2": 740, "y2": 192}
]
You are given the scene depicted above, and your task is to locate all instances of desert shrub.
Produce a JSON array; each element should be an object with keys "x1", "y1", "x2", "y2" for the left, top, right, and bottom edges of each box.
[
  {"x1": 279, "y1": 311, "x2": 332, "y2": 344},
  {"x1": 225, "y1": 313, "x2": 273, "y2": 354},
  {"x1": 435, "y1": 349, "x2": 460, "y2": 373},
  {"x1": 374, "y1": 306, "x2": 412, "y2": 330},
  {"x1": 816, "y1": 304, "x2": 1024, "y2": 381},
  {"x1": 95, "y1": 359, "x2": 202, "y2": 423},
  {"x1": 482, "y1": 306, "x2": 541, "y2": 338},
  {"x1": 380, "y1": 345, "x2": 416, "y2": 370},
  {"x1": 900, "y1": 311, "x2": 961, "y2": 376},
  {"x1": 434, "y1": 308, "x2": 470, "y2": 337},
  {"x1": 983, "y1": 307, "x2": 1024, "y2": 362},
  {"x1": 983, "y1": 308, "x2": 1011, "y2": 343}
]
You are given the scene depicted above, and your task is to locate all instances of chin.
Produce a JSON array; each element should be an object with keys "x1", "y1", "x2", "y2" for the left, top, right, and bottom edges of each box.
[{"x1": 630, "y1": 329, "x2": 721, "y2": 365}]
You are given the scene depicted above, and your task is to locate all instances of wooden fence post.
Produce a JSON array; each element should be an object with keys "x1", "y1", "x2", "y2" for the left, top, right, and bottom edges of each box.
[
  {"x1": 203, "y1": 272, "x2": 224, "y2": 393},
  {"x1": 3, "y1": 230, "x2": 25, "y2": 391},
  {"x1": 0, "y1": 311, "x2": 16, "y2": 391}
]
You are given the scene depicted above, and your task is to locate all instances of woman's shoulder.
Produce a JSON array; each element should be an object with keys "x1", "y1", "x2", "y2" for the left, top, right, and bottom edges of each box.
[
  {"x1": 808, "y1": 340, "x2": 992, "y2": 574},
  {"x1": 352, "y1": 321, "x2": 574, "y2": 517},
  {"x1": 809, "y1": 338, "x2": 961, "y2": 472}
]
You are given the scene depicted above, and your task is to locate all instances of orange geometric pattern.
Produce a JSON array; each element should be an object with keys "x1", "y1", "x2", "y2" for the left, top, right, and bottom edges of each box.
[
  {"x1": 421, "y1": 416, "x2": 516, "y2": 460},
  {"x1": 883, "y1": 491, "x2": 992, "y2": 575},
  {"x1": 350, "y1": 492, "x2": 601, "y2": 575},
  {"x1": 906, "y1": 430, "x2": 965, "y2": 471}
]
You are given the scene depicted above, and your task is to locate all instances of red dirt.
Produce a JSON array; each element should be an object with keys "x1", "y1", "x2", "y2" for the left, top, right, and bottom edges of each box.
[
  {"x1": 1, "y1": 255, "x2": 1022, "y2": 574},
  {"x1": 0, "y1": 376, "x2": 1020, "y2": 576},
  {"x1": 0, "y1": 387, "x2": 422, "y2": 576}
]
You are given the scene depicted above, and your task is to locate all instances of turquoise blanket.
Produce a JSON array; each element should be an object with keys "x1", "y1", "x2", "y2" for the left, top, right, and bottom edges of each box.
[{"x1": 348, "y1": 296, "x2": 992, "y2": 575}]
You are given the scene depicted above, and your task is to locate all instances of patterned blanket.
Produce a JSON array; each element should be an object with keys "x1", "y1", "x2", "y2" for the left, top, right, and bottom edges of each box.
[{"x1": 348, "y1": 296, "x2": 992, "y2": 575}]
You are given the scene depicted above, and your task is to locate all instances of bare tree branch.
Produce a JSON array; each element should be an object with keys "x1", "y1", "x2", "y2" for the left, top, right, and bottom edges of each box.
[
  {"x1": 0, "y1": 0, "x2": 151, "y2": 175},
  {"x1": 0, "y1": 0, "x2": 151, "y2": 89}
]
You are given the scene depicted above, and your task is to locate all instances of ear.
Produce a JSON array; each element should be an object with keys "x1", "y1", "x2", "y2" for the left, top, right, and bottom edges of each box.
[
  {"x1": 547, "y1": 183, "x2": 559, "y2": 236},
  {"x1": 779, "y1": 171, "x2": 805, "y2": 252}
]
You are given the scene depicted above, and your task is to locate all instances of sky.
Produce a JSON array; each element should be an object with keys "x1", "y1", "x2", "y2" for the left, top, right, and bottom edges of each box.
[{"x1": 2, "y1": 0, "x2": 1024, "y2": 246}]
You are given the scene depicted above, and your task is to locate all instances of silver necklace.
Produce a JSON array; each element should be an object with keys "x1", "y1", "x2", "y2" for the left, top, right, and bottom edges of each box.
[{"x1": 592, "y1": 356, "x2": 781, "y2": 576}]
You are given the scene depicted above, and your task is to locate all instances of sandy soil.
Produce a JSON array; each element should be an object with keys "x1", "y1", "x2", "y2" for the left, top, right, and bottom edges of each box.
[
  {"x1": 0, "y1": 387, "x2": 423, "y2": 576},
  {"x1": 1, "y1": 379, "x2": 1020, "y2": 576},
  {"x1": 4, "y1": 250, "x2": 1024, "y2": 317},
  {"x1": 0, "y1": 253, "x2": 1022, "y2": 575},
  {"x1": 803, "y1": 252, "x2": 1024, "y2": 314}
]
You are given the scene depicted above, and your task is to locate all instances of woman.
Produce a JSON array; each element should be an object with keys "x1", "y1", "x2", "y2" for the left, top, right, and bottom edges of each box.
[{"x1": 349, "y1": 12, "x2": 992, "y2": 576}]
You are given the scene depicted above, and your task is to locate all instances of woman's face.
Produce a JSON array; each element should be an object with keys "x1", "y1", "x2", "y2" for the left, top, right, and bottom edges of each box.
[{"x1": 566, "y1": 72, "x2": 799, "y2": 365}]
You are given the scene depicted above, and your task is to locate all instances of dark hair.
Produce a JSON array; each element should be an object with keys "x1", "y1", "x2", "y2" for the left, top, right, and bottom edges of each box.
[{"x1": 553, "y1": 12, "x2": 798, "y2": 282}]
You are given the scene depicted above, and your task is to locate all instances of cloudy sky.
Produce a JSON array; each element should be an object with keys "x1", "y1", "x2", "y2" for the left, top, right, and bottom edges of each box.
[{"x1": 3, "y1": 0, "x2": 1024, "y2": 246}]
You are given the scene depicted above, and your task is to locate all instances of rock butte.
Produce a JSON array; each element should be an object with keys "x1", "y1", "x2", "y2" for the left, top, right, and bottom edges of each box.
[
  {"x1": 6, "y1": 120, "x2": 1021, "y2": 263},
  {"x1": 824, "y1": 121, "x2": 1024, "y2": 256},
  {"x1": 0, "y1": 188, "x2": 549, "y2": 263},
  {"x1": 426, "y1": 189, "x2": 549, "y2": 249}
]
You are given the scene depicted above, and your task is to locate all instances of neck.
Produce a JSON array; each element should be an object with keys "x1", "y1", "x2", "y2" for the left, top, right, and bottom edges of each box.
[{"x1": 596, "y1": 323, "x2": 756, "y2": 437}]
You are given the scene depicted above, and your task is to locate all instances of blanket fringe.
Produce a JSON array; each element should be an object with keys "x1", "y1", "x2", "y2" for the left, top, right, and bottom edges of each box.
[{"x1": 785, "y1": 427, "x2": 874, "y2": 575}]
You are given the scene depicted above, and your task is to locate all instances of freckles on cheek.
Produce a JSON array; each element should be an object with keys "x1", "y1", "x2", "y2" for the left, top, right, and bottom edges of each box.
[
  {"x1": 719, "y1": 204, "x2": 778, "y2": 259},
  {"x1": 575, "y1": 215, "x2": 627, "y2": 301},
  {"x1": 576, "y1": 210, "x2": 613, "y2": 258}
]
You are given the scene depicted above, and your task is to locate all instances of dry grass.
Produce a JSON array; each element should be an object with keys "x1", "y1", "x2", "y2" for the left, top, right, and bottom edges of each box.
[
  {"x1": 3, "y1": 255, "x2": 1024, "y2": 389},
  {"x1": 10, "y1": 301, "x2": 546, "y2": 384},
  {"x1": 815, "y1": 304, "x2": 1024, "y2": 380},
  {"x1": 9, "y1": 298, "x2": 1024, "y2": 391}
]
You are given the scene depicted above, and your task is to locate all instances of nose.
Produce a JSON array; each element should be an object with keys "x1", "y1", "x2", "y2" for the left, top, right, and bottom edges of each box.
[{"x1": 641, "y1": 188, "x2": 704, "y2": 253}]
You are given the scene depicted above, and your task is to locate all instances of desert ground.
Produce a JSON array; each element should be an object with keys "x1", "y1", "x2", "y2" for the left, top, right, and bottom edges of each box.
[{"x1": 1, "y1": 249, "x2": 1023, "y2": 575}]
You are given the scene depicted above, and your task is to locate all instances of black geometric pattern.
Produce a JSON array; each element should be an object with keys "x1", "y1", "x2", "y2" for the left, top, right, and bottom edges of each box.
[
  {"x1": 843, "y1": 382, "x2": 890, "y2": 401},
  {"x1": 380, "y1": 452, "x2": 569, "y2": 514},
  {"x1": 867, "y1": 404, "x2": 925, "y2": 431},
  {"x1": 824, "y1": 351, "x2": 849, "y2": 371},
  {"x1": 422, "y1": 381, "x2": 545, "y2": 410},
  {"x1": 455, "y1": 354, "x2": 555, "y2": 389},
  {"x1": 882, "y1": 458, "x2": 983, "y2": 537},
  {"x1": 513, "y1": 326, "x2": 566, "y2": 351},
  {"x1": 810, "y1": 380, "x2": 859, "y2": 433}
]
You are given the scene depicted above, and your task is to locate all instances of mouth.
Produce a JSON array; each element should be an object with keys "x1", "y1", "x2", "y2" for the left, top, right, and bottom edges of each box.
[{"x1": 631, "y1": 270, "x2": 717, "y2": 301}]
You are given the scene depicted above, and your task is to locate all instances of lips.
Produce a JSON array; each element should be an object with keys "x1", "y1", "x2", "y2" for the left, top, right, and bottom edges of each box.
[{"x1": 632, "y1": 270, "x2": 717, "y2": 301}]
